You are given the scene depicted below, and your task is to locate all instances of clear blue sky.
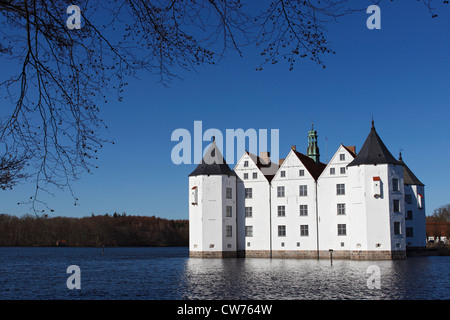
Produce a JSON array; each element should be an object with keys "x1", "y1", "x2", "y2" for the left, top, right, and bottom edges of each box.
[{"x1": 1, "y1": 1, "x2": 449, "y2": 219}]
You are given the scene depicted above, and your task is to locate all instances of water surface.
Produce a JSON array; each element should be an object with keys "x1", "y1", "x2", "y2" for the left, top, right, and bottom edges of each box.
[{"x1": 0, "y1": 247, "x2": 448, "y2": 300}]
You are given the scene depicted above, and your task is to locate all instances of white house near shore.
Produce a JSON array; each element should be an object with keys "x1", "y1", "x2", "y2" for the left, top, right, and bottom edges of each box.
[{"x1": 188, "y1": 121, "x2": 426, "y2": 260}]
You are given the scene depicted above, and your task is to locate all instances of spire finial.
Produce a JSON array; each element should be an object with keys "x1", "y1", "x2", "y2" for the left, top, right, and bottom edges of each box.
[
  {"x1": 399, "y1": 149, "x2": 403, "y2": 161},
  {"x1": 371, "y1": 115, "x2": 375, "y2": 129}
]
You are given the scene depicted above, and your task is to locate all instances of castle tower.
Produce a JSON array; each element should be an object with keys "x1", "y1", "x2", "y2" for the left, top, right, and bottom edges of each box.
[
  {"x1": 307, "y1": 123, "x2": 320, "y2": 163},
  {"x1": 188, "y1": 140, "x2": 237, "y2": 258},
  {"x1": 347, "y1": 120, "x2": 406, "y2": 259}
]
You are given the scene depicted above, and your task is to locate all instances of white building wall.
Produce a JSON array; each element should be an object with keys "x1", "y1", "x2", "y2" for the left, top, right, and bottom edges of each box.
[
  {"x1": 317, "y1": 146, "x2": 354, "y2": 252},
  {"x1": 189, "y1": 175, "x2": 236, "y2": 254},
  {"x1": 234, "y1": 153, "x2": 272, "y2": 254},
  {"x1": 347, "y1": 164, "x2": 406, "y2": 254},
  {"x1": 270, "y1": 150, "x2": 318, "y2": 253},
  {"x1": 404, "y1": 184, "x2": 427, "y2": 248}
]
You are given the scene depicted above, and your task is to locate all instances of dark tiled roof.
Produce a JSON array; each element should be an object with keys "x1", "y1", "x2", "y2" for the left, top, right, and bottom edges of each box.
[
  {"x1": 292, "y1": 150, "x2": 326, "y2": 180},
  {"x1": 246, "y1": 151, "x2": 279, "y2": 182},
  {"x1": 398, "y1": 156, "x2": 424, "y2": 186},
  {"x1": 188, "y1": 141, "x2": 236, "y2": 177},
  {"x1": 348, "y1": 122, "x2": 401, "y2": 167}
]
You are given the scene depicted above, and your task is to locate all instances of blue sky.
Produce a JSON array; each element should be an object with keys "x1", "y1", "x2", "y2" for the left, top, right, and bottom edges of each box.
[{"x1": 1, "y1": 1, "x2": 449, "y2": 219}]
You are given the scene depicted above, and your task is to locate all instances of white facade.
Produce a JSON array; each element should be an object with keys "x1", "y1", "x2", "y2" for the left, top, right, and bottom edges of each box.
[
  {"x1": 189, "y1": 124, "x2": 426, "y2": 260},
  {"x1": 270, "y1": 148, "x2": 321, "y2": 256},
  {"x1": 317, "y1": 145, "x2": 355, "y2": 254},
  {"x1": 234, "y1": 152, "x2": 275, "y2": 256}
]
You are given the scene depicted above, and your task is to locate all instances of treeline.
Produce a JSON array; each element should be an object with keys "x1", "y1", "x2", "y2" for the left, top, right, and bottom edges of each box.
[
  {"x1": 426, "y1": 204, "x2": 450, "y2": 222},
  {"x1": 0, "y1": 213, "x2": 188, "y2": 247}
]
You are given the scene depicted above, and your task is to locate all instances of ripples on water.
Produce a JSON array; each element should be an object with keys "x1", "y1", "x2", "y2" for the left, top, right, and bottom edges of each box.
[{"x1": 0, "y1": 247, "x2": 448, "y2": 300}]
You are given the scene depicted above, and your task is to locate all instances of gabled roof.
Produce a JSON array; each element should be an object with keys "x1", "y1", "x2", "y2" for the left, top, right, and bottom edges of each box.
[
  {"x1": 348, "y1": 121, "x2": 401, "y2": 167},
  {"x1": 292, "y1": 150, "x2": 326, "y2": 180},
  {"x1": 188, "y1": 141, "x2": 236, "y2": 177},
  {"x1": 245, "y1": 151, "x2": 279, "y2": 182},
  {"x1": 398, "y1": 154, "x2": 424, "y2": 186}
]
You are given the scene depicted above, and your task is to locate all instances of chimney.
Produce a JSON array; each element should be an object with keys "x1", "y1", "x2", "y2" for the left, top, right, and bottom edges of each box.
[
  {"x1": 345, "y1": 146, "x2": 357, "y2": 155},
  {"x1": 260, "y1": 151, "x2": 271, "y2": 165},
  {"x1": 291, "y1": 145, "x2": 296, "y2": 151}
]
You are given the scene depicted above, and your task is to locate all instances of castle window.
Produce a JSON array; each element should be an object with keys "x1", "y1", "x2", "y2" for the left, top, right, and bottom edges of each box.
[
  {"x1": 277, "y1": 186, "x2": 285, "y2": 197},
  {"x1": 243, "y1": 173, "x2": 248, "y2": 180},
  {"x1": 394, "y1": 222, "x2": 401, "y2": 235},
  {"x1": 190, "y1": 186, "x2": 198, "y2": 205},
  {"x1": 253, "y1": 172, "x2": 257, "y2": 179},
  {"x1": 299, "y1": 185, "x2": 308, "y2": 197},
  {"x1": 340, "y1": 154, "x2": 345, "y2": 161},
  {"x1": 245, "y1": 207, "x2": 253, "y2": 218},
  {"x1": 393, "y1": 199, "x2": 401, "y2": 213},
  {"x1": 226, "y1": 206, "x2": 232, "y2": 217},
  {"x1": 300, "y1": 225, "x2": 309, "y2": 236},
  {"x1": 340, "y1": 167, "x2": 346, "y2": 174},
  {"x1": 226, "y1": 225, "x2": 233, "y2": 237},
  {"x1": 337, "y1": 203, "x2": 346, "y2": 215},
  {"x1": 405, "y1": 194, "x2": 412, "y2": 204},
  {"x1": 245, "y1": 226, "x2": 253, "y2": 237},
  {"x1": 245, "y1": 188, "x2": 252, "y2": 199},
  {"x1": 406, "y1": 227, "x2": 414, "y2": 237},
  {"x1": 277, "y1": 206, "x2": 286, "y2": 217},
  {"x1": 226, "y1": 187, "x2": 232, "y2": 199},
  {"x1": 278, "y1": 225, "x2": 286, "y2": 237},
  {"x1": 299, "y1": 169, "x2": 305, "y2": 177},
  {"x1": 280, "y1": 170, "x2": 286, "y2": 178},
  {"x1": 330, "y1": 168, "x2": 335, "y2": 175},
  {"x1": 336, "y1": 184, "x2": 345, "y2": 195},
  {"x1": 299, "y1": 205, "x2": 308, "y2": 216},
  {"x1": 406, "y1": 210, "x2": 413, "y2": 220},
  {"x1": 338, "y1": 224, "x2": 347, "y2": 236},
  {"x1": 244, "y1": 161, "x2": 249, "y2": 167},
  {"x1": 393, "y1": 178, "x2": 399, "y2": 192}
]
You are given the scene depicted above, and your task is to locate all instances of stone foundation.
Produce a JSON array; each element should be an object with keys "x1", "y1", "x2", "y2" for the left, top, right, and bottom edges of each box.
[
  {"x1": 189, "y1": 251, "x2": 237, "y2": 258},
  {"x1": 191, "y1": 249, "x2": 406, "y2": 260}
]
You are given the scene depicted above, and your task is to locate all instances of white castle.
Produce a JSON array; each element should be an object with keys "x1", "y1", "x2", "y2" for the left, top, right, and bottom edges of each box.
[{"x1": 188, "y1": 121, "x2": 426, "y2": 260}]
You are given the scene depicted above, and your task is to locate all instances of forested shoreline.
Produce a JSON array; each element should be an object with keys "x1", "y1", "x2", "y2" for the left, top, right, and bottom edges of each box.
[{"x1": 0, "y1": 214, "x2": 188, "y2": 247}]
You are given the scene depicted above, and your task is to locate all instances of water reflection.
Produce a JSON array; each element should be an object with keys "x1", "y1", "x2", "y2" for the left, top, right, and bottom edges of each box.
[
  {"x1": 0, "y1": 247, "x2": 448, "y2": 300},
  {"x1": 181, "y1": 257, "x2": 450, "y2": 300}
]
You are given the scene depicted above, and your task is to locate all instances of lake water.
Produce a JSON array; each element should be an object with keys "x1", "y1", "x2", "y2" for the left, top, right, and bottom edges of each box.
[{"x1": 0, "y1": 247, "x2": 449, "y2": 300}]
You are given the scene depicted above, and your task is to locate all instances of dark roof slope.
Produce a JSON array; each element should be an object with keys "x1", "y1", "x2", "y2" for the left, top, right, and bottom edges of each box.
[
  {"x1": 398, "y1": 154, "x2": 424, "y2": 186},
  {"x1": 348, "y1": 122, "x2": 402, "y2": 167},
  {"x1": 293, "y1": 150, "x2": 326, "y2": 180},
  {"x1": 246, "y1": 151, "x2": 279, "y2": 182},
  {"x1": 189, "y1": 141, "x2": 236, "y2": 177}
]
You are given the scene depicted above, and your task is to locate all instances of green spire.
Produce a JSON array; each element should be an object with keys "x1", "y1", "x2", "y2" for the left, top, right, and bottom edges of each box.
[{"x1": 307, "y1": 123, "x2": 320, "y2": 163}]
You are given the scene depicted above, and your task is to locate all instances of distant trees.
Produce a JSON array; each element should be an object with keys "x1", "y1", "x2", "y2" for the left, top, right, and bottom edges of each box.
[
  {"x1": 0, "y1": 213, "x2": 188, "y2": 247},
  {"x1": 427, "y1": 204, "x2": 450, "y2": 222}
]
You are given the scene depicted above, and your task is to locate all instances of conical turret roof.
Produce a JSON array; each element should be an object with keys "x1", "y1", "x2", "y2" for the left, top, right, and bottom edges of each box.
[
  {"x1": 348, "y1": 121, "x2": 401, "y2": 167},
  {"x1": 188, "y1": 140, "x2": 236, "y2": 177}
]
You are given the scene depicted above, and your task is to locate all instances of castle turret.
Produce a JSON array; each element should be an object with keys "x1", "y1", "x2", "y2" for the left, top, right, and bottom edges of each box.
[
  {"x1": 188, "y1": 140, "x2": 237, "y2": 258},
  {"x1": 307, "y1": 123, "x2": 320, "y2": 163},
  {"x1": 347, "y1": 121, "x2": 406, "y2": 259}
]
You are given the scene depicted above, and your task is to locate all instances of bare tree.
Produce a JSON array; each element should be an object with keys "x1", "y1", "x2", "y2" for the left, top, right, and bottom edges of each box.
[{"x1": 0, "y1": 0, "x2": 446, "y2": 214}]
